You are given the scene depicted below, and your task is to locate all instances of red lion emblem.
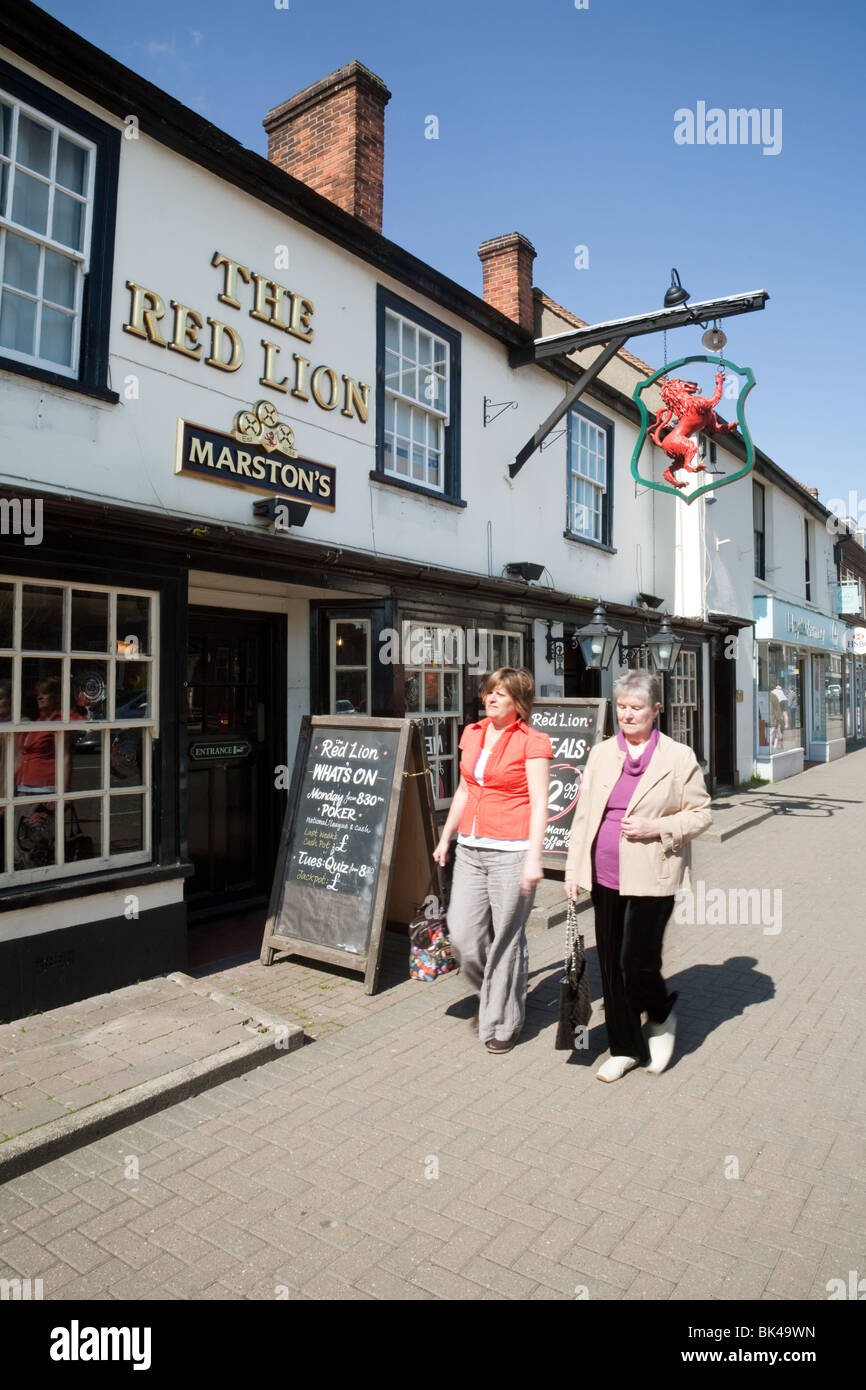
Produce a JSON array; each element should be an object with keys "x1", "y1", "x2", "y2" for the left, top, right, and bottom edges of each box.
[{"x1": 649, "y1": 371, "x2": 738, "y2": 488}]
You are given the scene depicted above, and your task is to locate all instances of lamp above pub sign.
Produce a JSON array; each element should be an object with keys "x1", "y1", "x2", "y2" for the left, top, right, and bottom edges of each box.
[{"x1": 175, "y1": 398, "x2": 336, "y2": 511}]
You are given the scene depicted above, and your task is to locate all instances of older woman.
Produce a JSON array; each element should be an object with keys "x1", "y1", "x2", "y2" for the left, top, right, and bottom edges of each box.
[
  {"x1": 433, "y1": 667, "x2": 552, "y2": 1054},
  {"x1": 565, "y1": 669, "x2": 711, "y2": 1082}
]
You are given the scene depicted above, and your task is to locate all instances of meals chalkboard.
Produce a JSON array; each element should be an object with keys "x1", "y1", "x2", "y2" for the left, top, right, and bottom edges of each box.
[
  {"x1": 260, "y1": 716, "x2": 439, "y2": 991},
  {"x1": 531, "y1": 698, "x2": 611, "y2": 867}
]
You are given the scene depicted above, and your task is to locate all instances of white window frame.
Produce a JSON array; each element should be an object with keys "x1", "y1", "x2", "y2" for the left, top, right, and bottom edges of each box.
[
  {"x1": 383, "y1": 307, "x2": 450, "y2": 493},
  {"x1": 0, "y1": 87, "x2": 96, "y2": 378},
  {"x1": 474, "y1": 628, "x2": 524, "y2": 675},
  {"x1": 0, "y1": 576, "x2": 158, "y2": 886},
  {"x1": 568, "y1": 408, "x2": 609, "y2": 543},
  {"x1": 669, "y1": 649, "x2": 698, "y2": 748}
]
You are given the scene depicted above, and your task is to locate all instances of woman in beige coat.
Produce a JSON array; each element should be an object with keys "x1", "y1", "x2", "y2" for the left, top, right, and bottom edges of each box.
[{"x1": 565, "y1": 669, "x2": 712, "y2": 1082}]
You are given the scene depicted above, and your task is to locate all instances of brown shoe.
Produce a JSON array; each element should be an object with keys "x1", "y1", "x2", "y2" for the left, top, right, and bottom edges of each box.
[{"x1": 485, "y1": 1035, "x2": 516, "y2": 1054}]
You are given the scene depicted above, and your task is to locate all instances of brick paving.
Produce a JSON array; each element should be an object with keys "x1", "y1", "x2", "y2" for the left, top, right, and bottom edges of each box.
[
  {"x1": 0, "y1": 977, "x2": 279, "y2": 1143},
  {"x1": 1, "y1": 753, "x2": 865, "y2": 1299}
]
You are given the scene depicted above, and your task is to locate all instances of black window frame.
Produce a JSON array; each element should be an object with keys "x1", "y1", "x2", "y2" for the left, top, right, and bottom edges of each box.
[
  {"x1": 0, "y1": 56, "x2": 120, "y2": 403},
  {"x1": 374, "y1": 285, "x2": 463, "y2": 507},
  {"x1": 753, "y1": 480, "x2": 766, "y2": 580},
  {"x1": 564, "y1": 399, "x2": 614, "y2": 550}
]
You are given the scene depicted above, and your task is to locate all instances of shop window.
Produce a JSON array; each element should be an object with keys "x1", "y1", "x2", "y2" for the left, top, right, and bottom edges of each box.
[
  {"x1": 814, "y1": 652, "x2": 844, "y2": 744},
  {"x1": 0, "y1": 577, "x2": 156, "y2": 883},
  {"x1": 402, "y1": 622, "x2": 462, "y2": 807},
  {"x1": 566, "y1": 403, "x2": 612, "y2": 546},
  {"x1": 0, "y1": 61, "x2": 119, "y2": 394},
  {"x1": 757, "y1": 643, "x2": 803, "y2": 752},
  {"x1": 375, "y1": 287, "x2": 461, "y2": 502},
  {"x1": 329, "y1": 619, "x2": 370, "y2": 715}
]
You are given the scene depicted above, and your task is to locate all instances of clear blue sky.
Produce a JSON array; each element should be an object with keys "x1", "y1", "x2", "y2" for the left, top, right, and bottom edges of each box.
[{"x1": 39, "y1": 0, "x2": 866, "y2": 508}]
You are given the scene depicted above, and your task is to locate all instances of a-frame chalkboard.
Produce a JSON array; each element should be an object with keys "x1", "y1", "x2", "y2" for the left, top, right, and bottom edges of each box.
[
  {"x1": 260, "y1": 716, "x2": 439, "y2": 992},
  {"x1": 531, "y1": 698, "x2": 611, "y2": 869}
]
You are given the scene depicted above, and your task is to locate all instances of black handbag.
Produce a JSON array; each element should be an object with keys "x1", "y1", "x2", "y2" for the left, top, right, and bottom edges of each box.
[{"x1": 555, "y1": 899, "x2": 592, "y2": 1049}]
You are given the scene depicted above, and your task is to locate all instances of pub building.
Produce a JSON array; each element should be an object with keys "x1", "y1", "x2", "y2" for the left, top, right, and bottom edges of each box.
[{"x1": 0, "y1": 3, "x2": 749, "y2": 1019}]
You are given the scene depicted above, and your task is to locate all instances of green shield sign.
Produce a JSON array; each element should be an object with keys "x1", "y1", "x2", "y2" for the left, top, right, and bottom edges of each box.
[{"x1": 630, "y1": 355, "x2": 756, "y2": 504}]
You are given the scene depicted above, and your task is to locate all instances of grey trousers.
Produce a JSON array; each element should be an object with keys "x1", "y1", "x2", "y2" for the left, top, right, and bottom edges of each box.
[{"x1": 447, "y1": 844, "x2": 535, "y2": 1043}]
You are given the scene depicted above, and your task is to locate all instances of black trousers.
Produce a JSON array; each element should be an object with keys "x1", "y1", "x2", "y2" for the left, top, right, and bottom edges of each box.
[{"x1": 591, "y1": 883, "x2": 677, "y2": 1065}]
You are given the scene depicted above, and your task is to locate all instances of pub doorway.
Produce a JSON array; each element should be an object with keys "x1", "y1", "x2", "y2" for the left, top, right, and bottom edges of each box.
[{"x1": 185, "y1": 608, "x2": 285, "y2": 956}]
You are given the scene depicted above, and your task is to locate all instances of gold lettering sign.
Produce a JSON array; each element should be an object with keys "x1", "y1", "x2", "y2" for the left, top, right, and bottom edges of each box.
[{"x1": 122, "y1": 254, "x2": 370, "y2": 424}]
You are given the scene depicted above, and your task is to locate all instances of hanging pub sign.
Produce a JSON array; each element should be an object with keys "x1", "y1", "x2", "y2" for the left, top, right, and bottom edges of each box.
[
  {"x1": 530, "y1": 698, "x2": 611, "y2": 868},
  {"x1": 260, "y1": 716, "x2": 440, "y2": 992},
  {"x1": 175, "y1": 397, "x2": 336, "y2": 510},
  {"x1": 630, "y1": 355, "x2": 756, "y2": 503}
]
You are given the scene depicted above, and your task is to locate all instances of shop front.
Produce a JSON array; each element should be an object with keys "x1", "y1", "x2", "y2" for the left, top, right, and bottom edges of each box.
[
  {"x1": 843, "y1": 627, "x2": 866, "y2": 748},
  {"x1": 754, "y1": 596, "x2": 846, "y2": 779}
]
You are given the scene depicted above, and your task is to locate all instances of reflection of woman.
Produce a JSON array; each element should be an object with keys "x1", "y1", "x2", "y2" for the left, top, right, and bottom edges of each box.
[
  {"x1": 433, "y1": 668, "x2": 552, "y2": 1053},
  {"x1": 769, "y1": 683, "x2": 788, "y2": 749},
  {"x1": 15, "y1": 677, "x2": 83, "y2": 793},
  {"x1": 565, "y1": 671, "x2": 712, "y2": 1082}
]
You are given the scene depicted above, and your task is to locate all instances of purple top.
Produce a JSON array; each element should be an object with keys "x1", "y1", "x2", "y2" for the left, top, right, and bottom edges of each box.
[{"x1": 592, "y1": 728, "x2": 660, "y2": 890}]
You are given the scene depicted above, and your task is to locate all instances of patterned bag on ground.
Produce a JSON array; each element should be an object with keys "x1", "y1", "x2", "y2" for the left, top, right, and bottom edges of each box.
[
  {"x1": 555, "y1": 899, "x2": 591, "y2": 1049},
  {"x1": 409, "y1": 888, "x2": 457, "y2": 981}
]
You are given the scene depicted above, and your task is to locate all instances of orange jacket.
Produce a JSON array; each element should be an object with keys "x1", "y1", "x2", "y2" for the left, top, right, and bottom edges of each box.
[{"x1": 457, "y1": 718, "x2": 553, "y2": 840}]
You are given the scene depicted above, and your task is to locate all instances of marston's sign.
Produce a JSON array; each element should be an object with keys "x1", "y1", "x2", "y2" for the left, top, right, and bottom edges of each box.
[{"x1": 175, "y1": 399, "x2": 336, "y2": 510}]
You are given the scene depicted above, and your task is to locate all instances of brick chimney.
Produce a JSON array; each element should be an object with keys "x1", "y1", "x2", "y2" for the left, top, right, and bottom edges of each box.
[
  {"x1": 478, "y1": 233, "x2": 537, "y2": 331},
  {"x1": 264, "y1": 61, "x2": 391, "y2": 233}
]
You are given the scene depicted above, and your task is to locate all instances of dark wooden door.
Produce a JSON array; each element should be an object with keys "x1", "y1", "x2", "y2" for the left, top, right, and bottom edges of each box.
[
  {"x1": 185, "y1": 609, "x2": 283, "y2": 915},
  {"x1": 711, "y1": 637, "x2": 736, "y2": 788}
]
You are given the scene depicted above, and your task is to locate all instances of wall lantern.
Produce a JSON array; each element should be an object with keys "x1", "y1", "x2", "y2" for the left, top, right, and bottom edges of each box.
[
  {"x1": 547, "y1": 604, "x2": 685, "y2": 674},
  {"x1": 573, "y1": 603, "x2": 625, "y2": 671}
]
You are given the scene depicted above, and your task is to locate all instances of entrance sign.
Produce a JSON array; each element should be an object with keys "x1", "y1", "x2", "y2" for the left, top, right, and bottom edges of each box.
[
  {"x1": 531, "y1": 698, "x2": 610, "y2": 867},
  {"x1": 260, "y1": 716, "x2": 439, "y2": 991},
  {"x1": 189, "y1": 738, "x2": 252, "y2": 761}
]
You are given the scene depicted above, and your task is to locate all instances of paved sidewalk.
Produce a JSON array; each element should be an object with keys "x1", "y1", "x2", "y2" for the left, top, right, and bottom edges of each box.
[
  {"x1": 0, "y1": 766, "x2": 844, "y2": 1179},
  {"x1": 0, "y1": 974, "x2": 303, "y2": 1177},
  {"x1": 1, "y1": 751, "x2": 864, "y2": 1299}
]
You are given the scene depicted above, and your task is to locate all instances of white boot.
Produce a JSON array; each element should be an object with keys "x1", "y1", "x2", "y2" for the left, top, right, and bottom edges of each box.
[
  {"x1": 646, "y1": 1010, "x2": 677, "y2": 1075},
  {"x1": 595, "y1": 1055, "x2": 638, "y2": 1083}
]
